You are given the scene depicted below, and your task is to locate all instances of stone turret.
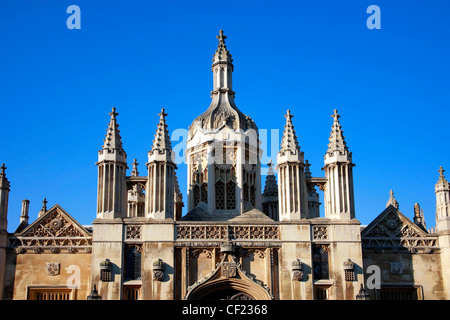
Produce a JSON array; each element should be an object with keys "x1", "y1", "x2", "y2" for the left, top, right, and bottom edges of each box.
[
  {"x1": 96, "y1": 107, "x2": 128, "y2": 219},
  {"x1": 0, "y1": 164, "x2": 9, "y2": 232},
  {"x1": 0, "y1": 163, "x2": 10, "y2": 299},
  {"x1": 146, "y1": 108, "x2": 176, "y2": 220},
  {"x1": 277, "y1": 110, "x2": 308, "y2": 221},
  {"x1": 435, "y1": 166, "x2": 450, "y2": 232},
  {"x1": 185, "y1": 30, "x2": 261, "y2": 219},
  {"x1": 323, "y1": 110, "x2": 355, "y2": 220}
]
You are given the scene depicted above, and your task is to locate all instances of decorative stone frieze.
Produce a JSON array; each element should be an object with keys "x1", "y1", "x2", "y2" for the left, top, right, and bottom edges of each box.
[{"x1": 176, "y1": 225, "x2": 279, "y2": 241}]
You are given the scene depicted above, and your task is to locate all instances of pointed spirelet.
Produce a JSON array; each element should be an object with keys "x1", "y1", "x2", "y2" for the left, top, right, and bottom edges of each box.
[
  {"x1": 102, "y1": 107, "x2": 124, "y2": 152},
  {"x1": 263, "y1": 160, "x2": 278, "y2": 197},
  {"x1": 279, "y1": 110, "x2": 301, "y2": 156},
  {"x1": 131, "y1": 159, "x2": 139, "y2": 177},
  {"x1": 151, "y1": 108, "x2": 172, "y2": 152},
  {"x1": 386, "y1": 189, "x2": 399, "y2": 209},
  {"x1": 212, "y1": 29, "x2": 233, "y2": 65},
  {"x1": 304, "y1": 160, "x2": 312, "y2": 179},
  {"x1": 0, "y1": 163, "x2": 10, "y2": 190},
  {"x1": 435, "y1": 166, "x2": 450, "y2": 192},
  {"x1": 327, "y1": 109, "x2": 349, "y2": 156}
]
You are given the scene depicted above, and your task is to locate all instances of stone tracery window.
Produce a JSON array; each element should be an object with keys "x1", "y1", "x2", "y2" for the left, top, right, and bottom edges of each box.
[
  {"x1": 215, "y1": 165, "x2": 236, "y2": 210},
  {"x1": 192, "y1": 165, "x2": 208, "y2": 207}
]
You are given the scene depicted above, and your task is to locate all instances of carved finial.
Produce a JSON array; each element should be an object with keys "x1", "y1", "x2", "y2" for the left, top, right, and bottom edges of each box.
[
  {"x1": 0, "y1": 163, "x2": 6, "y2": 175},
  {"x1": 109, "y1": 107, "x2": 118, "y2": 118},
  {"x1": 217, "y1": 29, "x2": 227, "y2": 44},
  {"x1": 439, "y1": 166, "x2": 445, "y2": 178},
  {"x1": 285, "y1": 109, "x2": 293, "y2": 122},
  {"x1": 267, "y1": 159, "x2": 275, "y2": 175},
  {"x1": 386, "y1": 189, "x2": 399, "y2": 209},
  {"x1": 131, "y1": 158, "x2": 139, "y2": 177},
  {"x1": 304, "y1": 160, "x2": 312, "y2": 179},
  {"x1": 42, "y1": 198, "x2": 48, "y2": 211},
  {"x1": 332, "y1": 109, "x2": 340, "y2": 121},
  {"x1": 158, "y1": 108, "x2": 168, "y2": 121}
]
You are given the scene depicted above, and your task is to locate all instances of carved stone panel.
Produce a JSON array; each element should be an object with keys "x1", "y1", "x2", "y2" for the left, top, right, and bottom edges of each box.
[
  {"x1": 313, "y1": 226, "x2": 328, "y2": 240},
  {"x1": 46, "y1": 262, "x2": 60, "y2": 276}
]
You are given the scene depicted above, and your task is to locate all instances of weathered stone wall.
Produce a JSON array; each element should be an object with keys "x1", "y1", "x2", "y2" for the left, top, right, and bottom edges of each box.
[
  {"x1": 362, "y1": 251, "x2": 446, "y2": 300},
  {"x1": 6, "y1": 252, "x2": 91, "y2": 300}
]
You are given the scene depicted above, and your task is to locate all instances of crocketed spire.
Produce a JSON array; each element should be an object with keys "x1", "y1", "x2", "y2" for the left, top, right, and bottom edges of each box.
[
  {"x1": 435, "y1": 166, "x2": 450, "y2": 192},
  {"x1": 151, "y1": 108, "x2": 172, "y2": 152},
  {"x1": 102, "y1": 107, "x2": 124, "y2": 152},
  {"x1": 131, "y1": 159, "x2": 139, "y2": 177},
  {"x1": 212, "y1": 29, "x2": 233, "y2": 66},
  {"x1": 279, "y1": 110, "x2": 301, "y2": 155},
  {"x1": 386, "y1": 189, "x2": 399, "y2": 209},
  {"x1": 263, "y1": 160, "x2": 278, "y2": 197},
  {"x1": 326, "y1": 109, "x2": 349, "y2": 155}
]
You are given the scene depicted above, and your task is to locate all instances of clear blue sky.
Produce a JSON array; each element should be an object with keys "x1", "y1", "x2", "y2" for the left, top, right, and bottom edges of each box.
[{"x1": 1, "y1": 0, "x2": 449, "y2": 231}]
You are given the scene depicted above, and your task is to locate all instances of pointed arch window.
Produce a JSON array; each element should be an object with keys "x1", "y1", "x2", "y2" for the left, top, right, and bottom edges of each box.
[
  {"x1": 243, "y1": 165, "x2": 256, "y2": 207},
  {"x1": 192, "y1": 167, "x2": 208, "y2": 207}
]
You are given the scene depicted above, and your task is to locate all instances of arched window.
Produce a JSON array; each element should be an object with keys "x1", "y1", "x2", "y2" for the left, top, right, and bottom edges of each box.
[{"x1": 124, "y1": 245, "x2": 142, "y2": 281}]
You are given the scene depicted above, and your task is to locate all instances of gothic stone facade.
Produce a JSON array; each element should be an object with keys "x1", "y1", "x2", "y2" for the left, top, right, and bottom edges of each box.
[{"x1": 1, "y1": 31, "x2": 449, "y2": 300}]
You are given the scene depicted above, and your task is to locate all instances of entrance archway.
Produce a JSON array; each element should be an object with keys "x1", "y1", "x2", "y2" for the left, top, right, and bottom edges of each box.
[
  {"x1": 202, "y1": 288, "x2": 255, "y2": 300},
  {"x1": 186, "y1": 278, "x2": 269, "y2": 300}
]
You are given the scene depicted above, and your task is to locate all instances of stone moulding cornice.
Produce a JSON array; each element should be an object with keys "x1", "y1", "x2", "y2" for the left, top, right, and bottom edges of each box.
[{"x1": 211, "y1": 60, "x2": 234, "y2": 69}]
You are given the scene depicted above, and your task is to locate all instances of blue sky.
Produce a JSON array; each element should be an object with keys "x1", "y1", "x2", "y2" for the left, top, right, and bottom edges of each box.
[{"x1": 1, "y1": 0, "x2": 449, "y2": 231}]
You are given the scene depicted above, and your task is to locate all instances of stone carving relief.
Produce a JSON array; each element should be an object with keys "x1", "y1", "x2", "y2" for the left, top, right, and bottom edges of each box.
[
  {"x1": 126, "y1": 225, "x2": 141, "y2": 240},
  {"x1": 313, "y1": 226, "x2": 328, "y2": 240},
  {"x1": 291, "y1": 259, "x2": 303, "y2": 281},
  {"x1": 362, "y1": 209, "x2": 437, "y2": 253},
  {"x1": 10, "y1": 206, "x2": 92, "y2": 254},
  {"x1": 46, "y1": 262, "x2": 60, "y2": 276},
  {"x1": 153, "y1": 259, "x2": 165, "y2": 281},
  {"x1": 221, "y1": 261, "x2": 237, "y2": 278}
]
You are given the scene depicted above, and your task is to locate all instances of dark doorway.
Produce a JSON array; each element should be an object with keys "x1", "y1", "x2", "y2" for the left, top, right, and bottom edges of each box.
[{"x1": 201, "y1": 288, "x2": 255, "y2": 300}]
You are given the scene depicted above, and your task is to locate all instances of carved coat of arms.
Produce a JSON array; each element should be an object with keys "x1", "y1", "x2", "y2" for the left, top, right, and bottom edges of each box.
[
  {"x1": 46, "y1": 262, "x2": 60, "y2": 276},
  {"x1": 221, "y1": 262, "x2": 237, "y2": 278}
]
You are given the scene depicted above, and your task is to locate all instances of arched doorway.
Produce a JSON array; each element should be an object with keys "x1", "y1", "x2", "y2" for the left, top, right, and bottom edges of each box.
[
  {"x1": 184, "y1": 246, "x2": 273, "y2": 300},
  {"x1": 186, "y1": 278, "x2": 270, "y2": 300},
  {"x1": 202, "y1": 288, "x2": 255, "y2": 300}
]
